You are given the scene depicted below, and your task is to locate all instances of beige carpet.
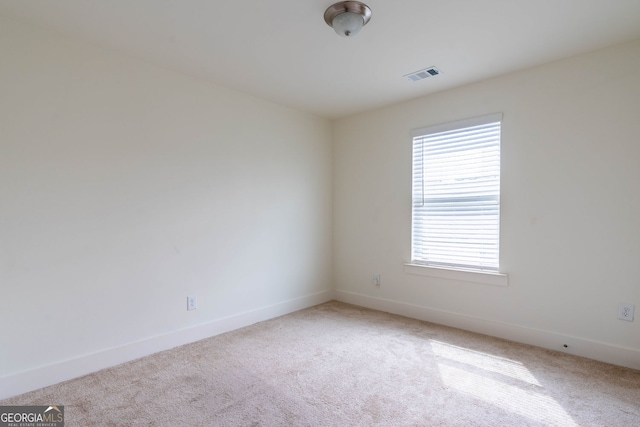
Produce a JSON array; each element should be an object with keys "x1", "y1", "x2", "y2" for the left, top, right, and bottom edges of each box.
[{"x1": 2, "y1": 301, "x2": 640, "y2": 426}]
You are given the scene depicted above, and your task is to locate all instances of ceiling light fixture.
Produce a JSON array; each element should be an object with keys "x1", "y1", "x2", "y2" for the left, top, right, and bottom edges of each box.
[{"x1": 324, "y1": 1, "x2": 372, "y2": 37}]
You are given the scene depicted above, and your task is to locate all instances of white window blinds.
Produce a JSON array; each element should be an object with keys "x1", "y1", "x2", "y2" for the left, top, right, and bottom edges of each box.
[{"x1": 411, "y1": 113, "x2": 502, "y2": 272}]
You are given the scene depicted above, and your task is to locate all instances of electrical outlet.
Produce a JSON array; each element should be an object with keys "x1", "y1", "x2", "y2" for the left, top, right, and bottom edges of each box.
[
  {"x1": 617, "y1": 303, "x2": 634, "y2": 321},
  {"x1": 187, "y1": 296, "x2": 197, "y2": 311},
  {"x1": 373, "y1": 274, "x2": 381, "y2": 286}
]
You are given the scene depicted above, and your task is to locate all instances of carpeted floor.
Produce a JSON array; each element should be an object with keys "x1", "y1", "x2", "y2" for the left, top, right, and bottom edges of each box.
[{"x1": 2, "y1": 301, "x2": 640, "y2": 426}]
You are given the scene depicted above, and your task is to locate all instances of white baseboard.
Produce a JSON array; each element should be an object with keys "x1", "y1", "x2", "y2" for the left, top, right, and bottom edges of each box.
[
  {"x1": 1, "y1": 289, "x2": 334, "y2": 400},
  {"x1": 335, "y1": 290, "x2": 640, "y2": 371}
]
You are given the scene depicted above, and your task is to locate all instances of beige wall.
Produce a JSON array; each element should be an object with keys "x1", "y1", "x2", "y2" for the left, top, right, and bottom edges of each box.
[
  {"x1": 0, "y1": 15, "x2": 333, "y2": 393},
  {"x1": 333, "y1": 39, "x2": 640, "y2": 365}
]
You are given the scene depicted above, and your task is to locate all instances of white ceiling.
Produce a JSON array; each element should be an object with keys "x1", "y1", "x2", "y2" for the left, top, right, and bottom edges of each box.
[{"x1": 2, "y1": 1, "x2": 640, "y2": 119}]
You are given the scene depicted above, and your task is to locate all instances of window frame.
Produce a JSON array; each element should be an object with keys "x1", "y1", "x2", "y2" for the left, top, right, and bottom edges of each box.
[{"x1": 407, "y1": 113, "x2": 507, "y2": 286}]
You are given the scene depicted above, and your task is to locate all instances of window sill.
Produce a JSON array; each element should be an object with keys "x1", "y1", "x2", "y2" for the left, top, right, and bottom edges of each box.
[{"x1": 403, "y1": 263, "x2": 508, "y2": 287}]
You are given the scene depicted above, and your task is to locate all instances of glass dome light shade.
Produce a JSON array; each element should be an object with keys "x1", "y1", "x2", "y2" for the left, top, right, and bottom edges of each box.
[{"x1": 332, "y1": 12, "x2": 364, "y2": 37}]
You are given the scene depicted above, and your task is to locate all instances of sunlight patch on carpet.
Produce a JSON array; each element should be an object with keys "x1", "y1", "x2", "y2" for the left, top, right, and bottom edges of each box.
[
  {"x1": 433, "y1": 342, "x2": 578, "y2": 426},
  {"x1": 431, "y1": 341, "x2": 541, "y2": 386}
]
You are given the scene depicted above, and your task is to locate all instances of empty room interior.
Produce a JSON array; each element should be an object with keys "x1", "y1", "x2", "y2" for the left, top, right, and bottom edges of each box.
[{"x1": 1, "y1": 1, "x2": 640, "y2": 425}]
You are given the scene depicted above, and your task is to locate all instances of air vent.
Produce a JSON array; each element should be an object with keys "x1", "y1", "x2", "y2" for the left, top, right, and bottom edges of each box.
[{"x1": 404, "y1": 66, "x2": 441, "y2": 82}]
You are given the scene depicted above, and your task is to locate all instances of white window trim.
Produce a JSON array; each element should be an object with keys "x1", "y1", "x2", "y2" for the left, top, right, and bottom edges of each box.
[
  {"x1": 404, "y1": 263, "x2": 508, "y2": 287},
  {"x1": 410, "y1": 112, "x2": 505, "y2": 279},
  {"x1": 411, "y1": 113, "x2": 503, "y2": 139}
]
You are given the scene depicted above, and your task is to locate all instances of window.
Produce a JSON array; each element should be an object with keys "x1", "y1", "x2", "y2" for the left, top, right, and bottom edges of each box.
[{"x1": 411, "y1": 113, "x2": 502, "y2": 273}]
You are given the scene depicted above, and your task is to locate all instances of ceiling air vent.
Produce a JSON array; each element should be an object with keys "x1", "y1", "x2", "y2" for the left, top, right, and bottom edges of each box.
[{"x1": 404, "y1": 66, "x2": 441, "y2": 82}]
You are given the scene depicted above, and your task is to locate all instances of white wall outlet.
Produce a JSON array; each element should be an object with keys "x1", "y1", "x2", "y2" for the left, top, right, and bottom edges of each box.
[
  {"x1": 187, "y1": 295, "x2": 197, "y2": 311},
  {"x1": 617, "y1": 303, "x2": 634, "y2": 321},
  {"x1": 373, "y1": 274, "x2": 381, "y2": 286}
]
